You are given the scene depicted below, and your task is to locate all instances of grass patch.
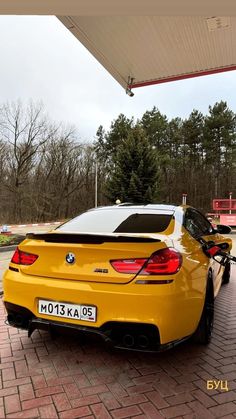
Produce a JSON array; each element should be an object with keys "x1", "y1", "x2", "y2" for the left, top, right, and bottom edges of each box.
[{"x1": 0, "y1": 234, "x2": 25, "y2": 247}]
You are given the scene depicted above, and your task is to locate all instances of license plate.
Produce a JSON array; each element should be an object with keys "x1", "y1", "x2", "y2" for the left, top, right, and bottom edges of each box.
[{"x1": 38, "y1": 299, "x2": 96, "y2": 322}]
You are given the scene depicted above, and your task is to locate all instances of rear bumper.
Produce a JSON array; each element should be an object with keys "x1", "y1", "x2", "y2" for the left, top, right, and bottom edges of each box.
[
  {"x1": 3, "y1": 268, "x2": 205, "y2": 345},
  {"x1": 4, "y1": 301, "x2": 189, "y2": 352}
]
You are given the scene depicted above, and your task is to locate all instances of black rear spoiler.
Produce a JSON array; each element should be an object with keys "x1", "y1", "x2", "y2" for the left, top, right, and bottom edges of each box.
[{"x1": 26, "y1": 232, "x2": 161, "y2": 244}]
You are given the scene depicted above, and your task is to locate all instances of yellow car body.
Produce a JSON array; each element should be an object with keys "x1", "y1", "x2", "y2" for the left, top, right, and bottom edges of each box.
[{"x1": 3, "y1": 204, "x2": 232, "y2": 351}]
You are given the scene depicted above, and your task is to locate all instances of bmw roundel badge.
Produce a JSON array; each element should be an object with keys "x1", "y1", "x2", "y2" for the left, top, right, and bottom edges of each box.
[{"x1": 66, "y1": 252, "x2": 75, "y2": 264}]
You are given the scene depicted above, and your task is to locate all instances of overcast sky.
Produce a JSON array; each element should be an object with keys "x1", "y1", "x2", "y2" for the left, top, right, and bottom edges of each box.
[{"x1": 1, "y1": 15, "x2": 236, "y2": 142}]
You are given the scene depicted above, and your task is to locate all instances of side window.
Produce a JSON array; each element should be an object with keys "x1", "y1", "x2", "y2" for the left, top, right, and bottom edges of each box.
[
  {"x1": 184, "y1": 211, "x2": 202, "y2": 237},
  {"x1": 184, "y1": 209, "x2": 214, "y2": 238},
  {"x1": 192, "y1": 210, "x2": 214, "y2": 235}
]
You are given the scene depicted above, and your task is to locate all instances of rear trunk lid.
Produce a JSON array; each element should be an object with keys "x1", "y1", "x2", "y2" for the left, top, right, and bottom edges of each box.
[{"x1": 15, "y1": 232, "x2": 170, "y2": 284}]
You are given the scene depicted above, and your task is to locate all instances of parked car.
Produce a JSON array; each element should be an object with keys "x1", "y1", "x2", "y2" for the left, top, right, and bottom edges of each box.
[{"x1": 3, "y1": 204, "x2": 232, "y2": 351}]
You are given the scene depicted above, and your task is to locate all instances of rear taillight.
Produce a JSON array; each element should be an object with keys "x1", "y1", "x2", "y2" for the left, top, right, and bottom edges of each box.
[
  {"x1": 11, "y1": 248, "x2": 38, "y2": 265},
  {"x1": 110, "y1": 248, "x2": 182, "y2": 275},
  {"x1": 141, "y1": 248, "x2": 182, "y2": 275},
  {"x1": 111, "y1": 258, "x2": 148, "y2": 274}
]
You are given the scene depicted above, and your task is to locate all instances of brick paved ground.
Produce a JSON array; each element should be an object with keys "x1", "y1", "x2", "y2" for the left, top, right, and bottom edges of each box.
[{"x1": 0, "y1": 268, "x2": 236, "y2": 418}]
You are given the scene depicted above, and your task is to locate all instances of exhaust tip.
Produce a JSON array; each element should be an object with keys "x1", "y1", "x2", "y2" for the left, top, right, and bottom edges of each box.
[
  {"x1": 138, "y1": 334, "x2": 149, "y2": 349},
  {"x1": 101, "y1": 321, "x2": 160, "y2": 351},
  {"x1": 122, "y1": 334, "x2": 135, "y2": 348}
]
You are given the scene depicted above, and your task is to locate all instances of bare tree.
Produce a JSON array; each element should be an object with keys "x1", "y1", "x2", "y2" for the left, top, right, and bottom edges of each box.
[
  {"x1": 0, "y1": 139, "x2": 10, "y2": 222},
  {"x1": 33, "y1": 127, "x2": 86, "y2": 220},
  {"x1": 0, "y1": 101, "x2": 56, "y2": 221}
]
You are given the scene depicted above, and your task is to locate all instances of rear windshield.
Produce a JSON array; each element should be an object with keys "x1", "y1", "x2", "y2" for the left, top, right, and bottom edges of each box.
[{"x1": 58, "y1": 209, "x2": 173, "y2": 233}]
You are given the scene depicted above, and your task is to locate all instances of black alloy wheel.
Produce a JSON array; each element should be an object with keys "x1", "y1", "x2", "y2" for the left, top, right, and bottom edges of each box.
[
  {"x1": 222, "y1": 261, "x2": 231, "y2": 285},
  {"x1": 193, "y1": 274, "x2": 214, "y2": 344}
]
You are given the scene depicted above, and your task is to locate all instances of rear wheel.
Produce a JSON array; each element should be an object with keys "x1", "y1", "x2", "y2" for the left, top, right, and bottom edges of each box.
[
  {"x1": 193, "y1": 274, "x2": 214, "y2": 344},
  {"x1": 222, "y1": 261, "x2": 230, "y2": 285}
]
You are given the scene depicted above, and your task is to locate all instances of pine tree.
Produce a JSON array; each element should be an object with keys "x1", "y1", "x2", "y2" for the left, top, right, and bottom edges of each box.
[
  {"x1": 203, "y1": 101, "x2": 236, "y2": 201},
  {"x1": 180, "y1": 110, "x2": 204, "y2": 207},
  {"x1": 106, "y1": 125, "x2": 159, "y2": 203},
  {"x1": 141, "y1": 106, "x2": 168, "y2": 149},
  {"x1": 94, "y1": 114, "x2": 133, "y2": 164}
]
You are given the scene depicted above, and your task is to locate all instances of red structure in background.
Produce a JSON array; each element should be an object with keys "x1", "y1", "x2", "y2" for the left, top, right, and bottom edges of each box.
[{"x1": 213, "y1": 196, "x2": 236, "y2": 226}]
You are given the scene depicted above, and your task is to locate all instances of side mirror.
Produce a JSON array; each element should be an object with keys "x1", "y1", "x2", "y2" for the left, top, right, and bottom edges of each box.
[{"x1": 215, "y1": 224, "x2": 232, "y2": 234}]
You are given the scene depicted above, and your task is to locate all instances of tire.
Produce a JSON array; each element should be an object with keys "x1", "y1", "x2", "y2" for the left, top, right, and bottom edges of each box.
[
  {"x1": 222, "y1": 261, "x2": 230, "y2": 285},
  {"x1": 193, "y1": 274, "x2": 214, "y2": 344}
]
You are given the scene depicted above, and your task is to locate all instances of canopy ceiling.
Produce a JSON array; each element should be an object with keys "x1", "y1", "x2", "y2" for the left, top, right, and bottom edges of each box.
[
  {"x1": 59, "y1": 15, "x2": 236, "y2": 91},
  {"x1": 1, "y1": 1, "x2": 236, "y2": 92}
]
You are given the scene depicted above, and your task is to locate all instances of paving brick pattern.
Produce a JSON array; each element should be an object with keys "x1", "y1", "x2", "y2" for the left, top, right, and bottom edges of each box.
[{"x1": 0, "y1": 269, "x2": 236, "y2": 418}]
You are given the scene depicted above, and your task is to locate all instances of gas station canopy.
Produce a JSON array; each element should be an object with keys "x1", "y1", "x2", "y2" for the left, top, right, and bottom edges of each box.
[
  {"x1": 1, "y1": 1, "x2": 236, "y2": 92},
  {"x1": 59, "y1": 15, "x2": 236, "y2": 91}
]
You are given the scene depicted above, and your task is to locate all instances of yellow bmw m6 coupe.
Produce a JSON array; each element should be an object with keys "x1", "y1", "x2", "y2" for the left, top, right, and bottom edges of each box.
[{"x1": 3, "y1": 204, "x2": 232, "y2": 351}]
